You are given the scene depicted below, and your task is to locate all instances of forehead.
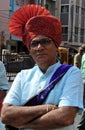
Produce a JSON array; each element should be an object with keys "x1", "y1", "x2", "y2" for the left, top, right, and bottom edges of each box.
[{"x1": 31, "y1": 35, "x2": 50, "y2": 41}]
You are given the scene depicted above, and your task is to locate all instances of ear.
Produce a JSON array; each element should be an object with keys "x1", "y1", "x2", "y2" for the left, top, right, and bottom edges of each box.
[
  {"x1": 29, "y1": 49, "x2": 31, "y2": 54},
  {"x1": 56, "y1": 47, "x2": 58, "y2": 52}
]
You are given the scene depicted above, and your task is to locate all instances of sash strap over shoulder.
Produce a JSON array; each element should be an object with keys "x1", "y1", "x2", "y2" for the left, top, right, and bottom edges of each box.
[{"x1": 24, "y1": 64, "x2": 72, "y2": 106}]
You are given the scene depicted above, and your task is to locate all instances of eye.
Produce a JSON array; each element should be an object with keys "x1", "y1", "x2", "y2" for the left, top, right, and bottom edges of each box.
[
  {"x1": 30, "y1": 41, "x2": 38, "y2": 47},
  {"x1": 41, "y1": 39, "x2": 52, "y2": 45}
]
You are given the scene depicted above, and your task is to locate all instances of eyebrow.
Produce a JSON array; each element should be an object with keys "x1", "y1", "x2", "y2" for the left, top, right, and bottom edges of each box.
[{"x1": 31, "y1": 38, "x2": 52, "y2": 42}]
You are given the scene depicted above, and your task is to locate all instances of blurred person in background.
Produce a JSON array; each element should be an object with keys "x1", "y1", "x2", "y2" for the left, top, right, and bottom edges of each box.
[
  {"x1": 73, "y1": 47, "x2": 84, "y2": 69},
  {"x1": 77, "y1": 44, "x2": 85, "y2": 130},
  {"x1": 0, "y1": 60, "x2": 9, "y2": 130},
  {"x1": 81, "y1": 44, "x2": 85, "y2": 107}
]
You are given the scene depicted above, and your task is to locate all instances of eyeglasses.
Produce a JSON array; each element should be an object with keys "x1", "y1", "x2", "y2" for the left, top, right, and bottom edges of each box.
[{"x1": 29, "y1": 38, "x2": 52, "y2": 49}]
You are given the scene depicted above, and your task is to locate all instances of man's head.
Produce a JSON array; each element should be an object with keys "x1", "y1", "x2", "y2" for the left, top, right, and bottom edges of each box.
[
  {"x1": 23, "y1": 15, "x2": 62, "y2": 49},
  {"x1": 81, "y1": 44, "x2": 85, "y2": 53},
  {"x1": 9, "y1": 5, "x2": 62, "y2": 49},
  {"x1": 23, "y1": 15, "x2": 62, "y2": 71},
  {"x1": 78, "y1": 47, "x2": 84, "y2": 56},
  {"x1": 29, "y1": 35, "x2": 58, "y2": 72},
  {"x1": 9, "y1": 5, "x2": 62, "y2": 71}
]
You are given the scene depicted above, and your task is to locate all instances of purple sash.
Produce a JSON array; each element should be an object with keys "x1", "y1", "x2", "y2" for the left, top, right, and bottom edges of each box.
[{"x1": 24, "y1": 64, "x2": 72, "y2": 106}]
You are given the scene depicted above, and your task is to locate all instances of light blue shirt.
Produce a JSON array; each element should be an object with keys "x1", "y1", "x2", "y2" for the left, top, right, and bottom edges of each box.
[
  {"x1": 3, "y1": 61, "x2": 83, "y2": 130},
  {"x1": 0, "y1": 61, "x2": 9, "y2": 130},
  {"x1": 0, "y1": 61, "x2": 9, "y2": 90}
]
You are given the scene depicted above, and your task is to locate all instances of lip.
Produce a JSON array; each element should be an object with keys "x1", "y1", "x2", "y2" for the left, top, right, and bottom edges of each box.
[{"x1": 36, "y1": 53, "x2": 47, "y2": 58}]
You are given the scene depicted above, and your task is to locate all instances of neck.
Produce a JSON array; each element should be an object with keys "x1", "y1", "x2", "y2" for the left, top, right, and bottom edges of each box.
[{"x1": 39, "y1": 62, "x2": 58, "y2": 73}]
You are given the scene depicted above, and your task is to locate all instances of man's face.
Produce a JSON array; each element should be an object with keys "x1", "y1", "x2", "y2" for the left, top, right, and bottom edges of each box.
[{"x1": 29, "y1": 35, "x2": 58, "y2": 72}]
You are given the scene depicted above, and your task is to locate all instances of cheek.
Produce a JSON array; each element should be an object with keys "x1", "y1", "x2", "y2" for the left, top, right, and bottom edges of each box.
[
  {"x1": 50, "y1": 47, "x2": 57, "y2": 55},
  {"x1": 29, "y1": 49, "x2": 36, "y2": 58},
  {"x1": 29, "y1": 48, "x2": 33, "y2": 54}
]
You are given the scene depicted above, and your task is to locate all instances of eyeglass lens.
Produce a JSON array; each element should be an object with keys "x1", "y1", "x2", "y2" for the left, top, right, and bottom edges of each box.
[{"x1": 30, "y1": 38, "x2": 52, "y2": 48}]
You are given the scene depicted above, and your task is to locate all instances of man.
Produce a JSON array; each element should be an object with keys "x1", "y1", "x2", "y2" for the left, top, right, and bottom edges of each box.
[
  {"x1": 0, "y1": 60, "x2": 9, "y2": 130},
  {"x1": 1, "y1": 5, "x2": 83, "y2": 130},
  {"x1": 74, "y1": 47, "x2": 84, "y2": 69}
]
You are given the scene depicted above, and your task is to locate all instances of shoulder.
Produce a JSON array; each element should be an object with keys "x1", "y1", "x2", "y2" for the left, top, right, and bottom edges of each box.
[
  {"x1": 13, "y1": 65, "x2": 39, "y2": 85},
  {"x1": 0, "y1": 61, "x2": 4, "y2": 66},
  {"x1": 16, "y1": 65, "x2": 38, "y2": 79},
  {"x1": 74, "y1": 53, "x2": 79, "y2": 56},
  {"x1": 21, "y1": 65, "x2": 37, "y2": 74},
  {"x1": 0, "y1": 61, "x2": 6, "y2": 71},
  {"x1": 74, "y1": 53, "x2": 80, "y2": 58},
  {"x1": 68, "y1": 65, "x2": 81, "y2": 72},
  {"x1": 66, "y1": 65, "x2": 82, "y2": 79}
]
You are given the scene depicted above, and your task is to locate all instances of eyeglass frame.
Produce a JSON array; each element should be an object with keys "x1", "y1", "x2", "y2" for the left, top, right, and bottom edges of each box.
[{"x1": 29, "y1": 38, "x2": 53, "y2": 49}]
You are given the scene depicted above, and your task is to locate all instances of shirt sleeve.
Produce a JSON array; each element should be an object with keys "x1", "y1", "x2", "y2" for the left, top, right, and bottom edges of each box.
[
  {"x1": 3, "y1": 71, "x2": 22, "y2": 105},
  {"x1": 58, "y1": 66, "x2": 83, "y2": 113}
]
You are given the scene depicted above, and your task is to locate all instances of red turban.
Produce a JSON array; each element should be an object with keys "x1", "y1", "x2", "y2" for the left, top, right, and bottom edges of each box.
[
  {"x1": 9, "y1": 4, "x2": 62, "y2": 48},
  {"x1": 23, "y1": 15, "x2": 62, "y2": 48}
]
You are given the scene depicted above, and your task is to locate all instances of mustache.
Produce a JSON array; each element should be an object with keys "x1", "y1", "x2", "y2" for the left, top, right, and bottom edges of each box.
[{"x1": 36, "y1": 52, "x2": 46, "y2": 56}]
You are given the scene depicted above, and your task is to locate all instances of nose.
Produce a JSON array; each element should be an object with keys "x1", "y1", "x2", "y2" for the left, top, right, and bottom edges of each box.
[
  {"x1": 37, "y1": 43, "x2": 44, "y2": 49},
  {"x1": 37, "y1": 43, "x2": 41, "y2": 48}
]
